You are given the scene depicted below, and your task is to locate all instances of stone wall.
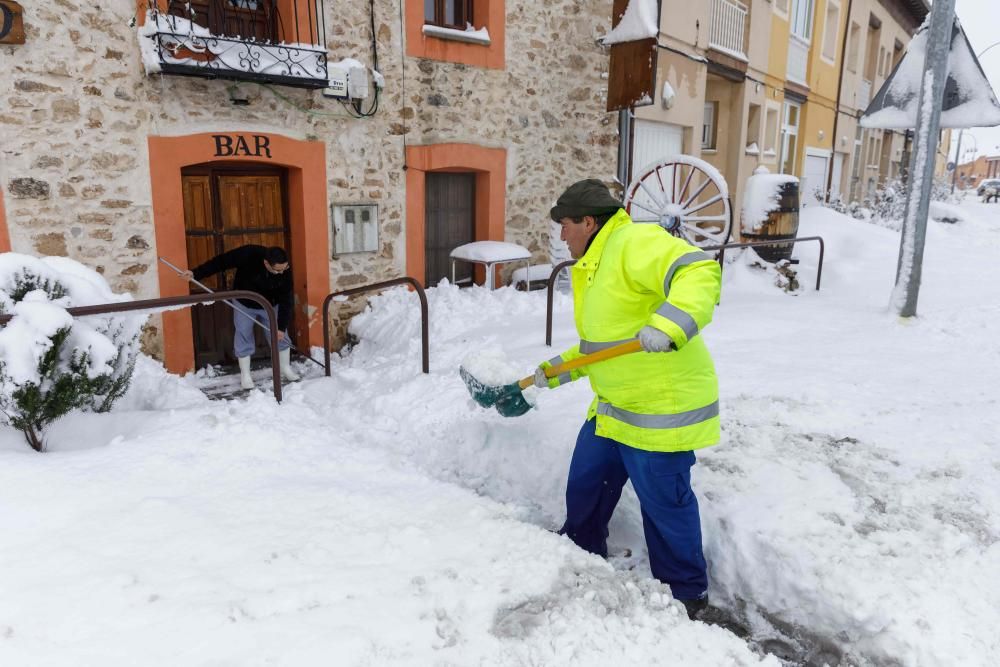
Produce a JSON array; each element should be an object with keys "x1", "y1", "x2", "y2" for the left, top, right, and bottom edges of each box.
[{"x1": 0, "y1": 0, "x2": 617, "y2": 360}]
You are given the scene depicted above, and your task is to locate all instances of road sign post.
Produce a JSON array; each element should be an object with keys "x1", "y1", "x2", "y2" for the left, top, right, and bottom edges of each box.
[{"x1": 891, "y1": 0, "x2": 955, "y2": 318}]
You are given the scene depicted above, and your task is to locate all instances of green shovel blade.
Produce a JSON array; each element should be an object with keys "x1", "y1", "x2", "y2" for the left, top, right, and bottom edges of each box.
[
  {"x1": 493, "y1": 389, "x2": 533, "y2": 418},
  {"x1": 458, "y1": 366, "x2": 533, "y2": 418}
]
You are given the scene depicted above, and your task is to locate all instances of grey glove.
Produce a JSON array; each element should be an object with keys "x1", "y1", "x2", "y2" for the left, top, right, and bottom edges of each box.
[
  {"x1": 533, "y1": 366, "x2": 549, "y2": 389},
  {"x1": 638, "y1": 325, "x2": 674, "y2": 352}
]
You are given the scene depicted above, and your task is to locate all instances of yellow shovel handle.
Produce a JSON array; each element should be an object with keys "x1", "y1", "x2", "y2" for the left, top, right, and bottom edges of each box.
[{"x1": 517, "y1": 339, "x2": 643, "y2": 389}]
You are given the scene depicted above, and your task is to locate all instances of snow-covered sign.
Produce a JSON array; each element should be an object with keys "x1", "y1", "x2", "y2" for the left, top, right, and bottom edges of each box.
[
  {"x1": 606, "y1": 0, "x2": 662, "y2": 112},
  {"x1": 861, "y1": 20, "x2": 1000, "y2": 130},
  {"x1": 601, "y1": 0, "x2": 659, "y2": 46}
]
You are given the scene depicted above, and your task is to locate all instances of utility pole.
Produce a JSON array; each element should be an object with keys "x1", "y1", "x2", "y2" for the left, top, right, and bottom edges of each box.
[
  {"x1": 950, "y1": 129, "x2": 964, "y2": 194},
  {"x1": 891, "y1": 0, "x2": 956, "y2": 318}
]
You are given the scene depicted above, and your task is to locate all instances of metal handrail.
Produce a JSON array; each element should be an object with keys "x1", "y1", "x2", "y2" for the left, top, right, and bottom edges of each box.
[
  {"x1": 0, "y1": 290, "x2": 284, "y2": 402},
  {"x1": 545, "y1": 259, "x2": 578, "y2": 347},
  {"x1": 322, "y1": 278, "x2": 429, "y2": 377},
  {"x1": 704, "y1": 235, "x2": 825, "y2": 291},
  {"x1": 542, "y1": 236, "x2": 825, "y2": 346}
]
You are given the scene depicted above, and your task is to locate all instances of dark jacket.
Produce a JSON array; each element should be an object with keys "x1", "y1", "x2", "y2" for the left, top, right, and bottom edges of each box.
[{"x1": 192, "y1": 245, "x2": 293, "y2": 330}]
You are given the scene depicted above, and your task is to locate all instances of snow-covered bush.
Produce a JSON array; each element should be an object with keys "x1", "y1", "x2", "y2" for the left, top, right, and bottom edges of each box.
[
  {"x1": 0, "y1": 254, "x2": 146, "y2": 451},
  {"x1": 820, "y1": 176, "x2": 959, "y2": 230}
]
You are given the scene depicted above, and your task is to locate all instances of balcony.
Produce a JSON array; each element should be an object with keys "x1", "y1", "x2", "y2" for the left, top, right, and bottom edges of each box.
[
  {"x1": 140, "y1": 1, "x2": 329, "y2": 89},
  {"x1": 858, "y1": 78, "x2": 872, "y2": 110},
  {"x1": 787, "y1": 34, "x2": 809, "y2": 86},
  {"x1": 708, "y1": 0, "x2": 748, "y2": 61}
]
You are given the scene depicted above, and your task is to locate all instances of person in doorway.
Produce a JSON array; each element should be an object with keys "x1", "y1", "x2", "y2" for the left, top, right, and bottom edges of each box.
[
  {"x1": 182, "y1": 245, "x2": 300, "y2": 389},
  {"x1": 534, "y1": 179, "x2": 722, "y2": 620}
]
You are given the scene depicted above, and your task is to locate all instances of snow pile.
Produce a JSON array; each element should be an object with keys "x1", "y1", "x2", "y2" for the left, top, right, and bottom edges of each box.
[
  {"x1": 340, "y1": 206, "x2": 1000, "y2": 663},
  {"x1": 2, "y1": 202, "x2": 1000, "y2": 662},
  {"x1": 602, "y1": 0, "x2": 659, "y2": 45},
  {"x1": 0, "y1": 350, "x2": 773, "y2": 665},
  {"x1": 741, "y1": 173, "x2": 798, "y2": 232}
]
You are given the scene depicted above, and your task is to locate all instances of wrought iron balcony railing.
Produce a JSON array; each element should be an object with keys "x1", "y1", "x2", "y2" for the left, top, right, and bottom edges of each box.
[{"x1": 142, "y1": 0, "x2": 328, "y2": 89}]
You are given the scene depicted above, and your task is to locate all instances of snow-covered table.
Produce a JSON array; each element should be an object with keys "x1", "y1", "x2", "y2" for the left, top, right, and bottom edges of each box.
[{"x1": 450, "y1": 241, "x2": 532, "y2": 290}]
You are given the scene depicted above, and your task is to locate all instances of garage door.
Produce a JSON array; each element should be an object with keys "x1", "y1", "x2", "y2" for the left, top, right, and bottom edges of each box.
[
  {"x1": 632, "y1": 120, "x2": 684, "y2": 181},
  {"x1": 802, "y1": 151, "x2": 830, "y2": 206}
]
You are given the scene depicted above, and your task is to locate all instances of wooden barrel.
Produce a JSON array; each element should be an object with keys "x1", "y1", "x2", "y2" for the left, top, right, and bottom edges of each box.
[{"x1": 742, "y1": 181, "x2": 799, "y2": 262}]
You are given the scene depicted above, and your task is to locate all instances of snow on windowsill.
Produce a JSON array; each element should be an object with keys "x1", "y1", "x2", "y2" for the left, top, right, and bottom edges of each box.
[
  {"x1": 745, "y1": 142, "x2": 761, "y2": 156},
  {"x1": 422, "y1": 24, "x2": 491, "y2": 46}
]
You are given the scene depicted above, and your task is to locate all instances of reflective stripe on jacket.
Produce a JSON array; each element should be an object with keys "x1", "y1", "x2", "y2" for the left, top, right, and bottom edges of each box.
[{"x1": 555, "y1": 209, "x2": 721, "y2": 452}]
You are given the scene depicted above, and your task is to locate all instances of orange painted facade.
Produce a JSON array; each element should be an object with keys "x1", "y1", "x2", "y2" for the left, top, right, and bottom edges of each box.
[
  {"x1": 404, "y1": 143, "x2": 507, "y2": 286},
  {"x1": 405, "y1": 0, "x2": 505, "y2": 70},
  {"x1": 147, "y1": 132, "x2": 328, "y2": 375},
  {"x1": 0, "y1": 188, "x2": 10, "y2": 253}
]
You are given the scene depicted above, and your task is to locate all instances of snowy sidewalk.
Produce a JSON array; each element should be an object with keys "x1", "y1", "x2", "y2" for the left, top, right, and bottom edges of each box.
[{"x1": 1, "y1": 202, "x2": 998, "y2": 665}]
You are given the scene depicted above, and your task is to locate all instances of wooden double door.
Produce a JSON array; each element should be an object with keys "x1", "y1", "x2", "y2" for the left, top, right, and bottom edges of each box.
[{"x1": 182, "y1": 165, "x2": 291, "y2": 369}]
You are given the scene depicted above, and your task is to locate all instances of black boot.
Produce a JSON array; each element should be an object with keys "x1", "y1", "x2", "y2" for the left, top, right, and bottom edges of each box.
[{"x1": 679, "y1": 595, "x2": 708, "y2": 620}]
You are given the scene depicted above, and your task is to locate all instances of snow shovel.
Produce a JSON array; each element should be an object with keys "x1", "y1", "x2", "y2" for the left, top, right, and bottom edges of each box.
[
  {"x1": 158, "y1": 256, "x2": 326, "y2": 370},
  {"x1": 460, "y1": 339, "x2": 643, "y2": 418}
]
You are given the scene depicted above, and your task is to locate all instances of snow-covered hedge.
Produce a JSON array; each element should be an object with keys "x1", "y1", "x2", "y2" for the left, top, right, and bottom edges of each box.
[
  {"x1": 820, "y1": 176, "x2": 959, "y2": 230},
  {"x1": 0, "y1": 254, "x2": 146, "y2": 451}
]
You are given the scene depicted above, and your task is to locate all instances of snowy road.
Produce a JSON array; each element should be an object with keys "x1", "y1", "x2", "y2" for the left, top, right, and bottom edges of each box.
[{"x1": 1, "y1": 202, "x2": 998, "y2": 665}]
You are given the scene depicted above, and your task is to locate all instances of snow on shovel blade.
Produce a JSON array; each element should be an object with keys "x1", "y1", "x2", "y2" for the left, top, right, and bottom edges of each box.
[
  {"x1": 493, "y1": 389, "x2": 532, "y2": 418},
  {"x1": 458, "y1": 367, "x2": 533, "y2": 418}
]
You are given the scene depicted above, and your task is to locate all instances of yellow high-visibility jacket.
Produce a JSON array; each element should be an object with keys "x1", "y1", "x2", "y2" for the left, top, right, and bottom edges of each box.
[{"x1": 542, "y1": 209, "x2": 721, "y2": 452}]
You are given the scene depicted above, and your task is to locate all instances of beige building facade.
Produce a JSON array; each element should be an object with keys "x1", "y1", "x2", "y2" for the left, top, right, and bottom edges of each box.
[{"x1": 631, "y1": 0, "x2": 942, "y2": 234}]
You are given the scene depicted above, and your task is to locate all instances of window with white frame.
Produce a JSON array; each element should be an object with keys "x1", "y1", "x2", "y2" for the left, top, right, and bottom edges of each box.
[
  {"x1": 764, "y1": 103, "x2": 780, "y2": 159},
  {"x1": 790, "y1": 0, "x2": 815, "y2": 42},
  {"x1": 780, "y1": 100, "x2": 801, "y2": 175},
  {"x1": 846, "y1": 22, "x2": 860, "y2": 72},
  {"x1": 702, "y1": 102, "x2": 718, "y2": 150},
  {"x1": 851, "y1": 127, "x2": 863, "y2": 200},
  {"x1": 821, "y1": 0, "x2": 840, "y2": 62},
  {"x1": 746, "y1": 103, "x2": 762, "y2": 154}
]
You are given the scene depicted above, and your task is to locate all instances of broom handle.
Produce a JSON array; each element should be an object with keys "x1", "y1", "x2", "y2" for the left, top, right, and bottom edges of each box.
[{"x1": 516, "y1": 339, "x2": 644, "y2": 389}]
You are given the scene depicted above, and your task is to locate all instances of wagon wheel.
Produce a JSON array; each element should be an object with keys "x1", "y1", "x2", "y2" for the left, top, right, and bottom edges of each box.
[{"x1": 624, "y1": 155, "x2": 732, "y2": 250}]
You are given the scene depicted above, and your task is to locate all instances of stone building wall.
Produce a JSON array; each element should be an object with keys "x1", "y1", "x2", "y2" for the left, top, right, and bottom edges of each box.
[{"x1": 0, "y1": 0, "x2": 618, "y2": 361}]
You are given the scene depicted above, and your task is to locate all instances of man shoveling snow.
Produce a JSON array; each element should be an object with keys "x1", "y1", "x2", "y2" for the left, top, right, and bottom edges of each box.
[{"x1": 534, "y1": 179, "x2": 723, "y2": 620}]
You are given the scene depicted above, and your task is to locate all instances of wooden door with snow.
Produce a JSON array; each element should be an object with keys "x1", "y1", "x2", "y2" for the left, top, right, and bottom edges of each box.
[{"x1": 623, "y1": 155, "x2": 733, "y2": 250}]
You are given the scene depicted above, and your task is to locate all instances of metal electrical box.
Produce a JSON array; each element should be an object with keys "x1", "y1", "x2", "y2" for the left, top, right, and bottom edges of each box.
[
  {"x1": 332, "y1": 204, "x2": 378, "y2": 255},
  {"x1": 323, "y1": 66, "x2": 348, "y2": 99}
]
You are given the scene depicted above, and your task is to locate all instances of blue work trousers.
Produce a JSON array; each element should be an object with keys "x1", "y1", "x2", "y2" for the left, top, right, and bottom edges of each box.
[
  {"x1": 561, "y1": 418, "x2": 708, "y2": 600},
  {"x1": 233, "y1": 305, "x2": 291, "y2": 359}
]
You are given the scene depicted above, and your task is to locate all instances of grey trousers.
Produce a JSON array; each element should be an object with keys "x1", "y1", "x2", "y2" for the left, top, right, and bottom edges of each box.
[{"x1": 233, "y1": 305, "x2": 291, "y2": 358}]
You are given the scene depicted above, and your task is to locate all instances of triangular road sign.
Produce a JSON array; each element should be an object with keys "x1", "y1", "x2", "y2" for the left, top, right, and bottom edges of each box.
[{"x1": 861, "y1": 20, "x2": 1000, "y2": 129}]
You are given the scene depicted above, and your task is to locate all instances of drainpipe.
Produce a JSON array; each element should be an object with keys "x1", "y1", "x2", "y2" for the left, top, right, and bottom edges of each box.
[{"x1": 825, "y1": 0, "x2": 854, "y2": 202}]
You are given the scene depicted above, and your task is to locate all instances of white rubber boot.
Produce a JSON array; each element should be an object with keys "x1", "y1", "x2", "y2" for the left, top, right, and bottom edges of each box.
[
  {"x1": 279, "y1": 348, "x2": 300, "y2": 382},
  {"x1": 237, "y1": 356, "x2": 255, "y2": 390}
]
